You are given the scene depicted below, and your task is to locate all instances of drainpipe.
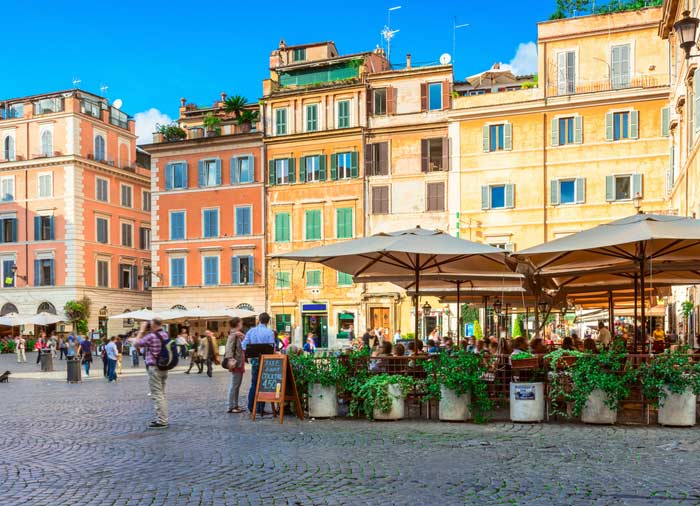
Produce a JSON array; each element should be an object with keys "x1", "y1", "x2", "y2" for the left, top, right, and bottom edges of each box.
[
  {"x1": 542, "y1": 40, "x2": 548, "y2": 242},
  {"x1": 361, "y1": 94, "x2": 368, "y2": 332},
  {"x1": 25, "y1": 117, "x2": 30, "y2": 284}
]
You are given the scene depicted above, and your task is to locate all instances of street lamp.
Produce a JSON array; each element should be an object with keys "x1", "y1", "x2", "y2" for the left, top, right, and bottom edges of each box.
[
  {"x1": 674, "y1": 10, "x2": 700, "y2": 60},
  {"x1": 633, "y1": 192, "x2": 643, "y2": 214},
  {"x1": 421, "y1": 300, "x2": 431, "y2": 339},
  {"x1": 10, "y1": 264, "x2": 26, "y2": 282},
  {"x1": 421, "y1": 301, "x2": 432, "y2": 314},
  {"x1": 560, "y1": 303, "x2": 569, "y2": 315},
  {"x1": 537, "y1": 300, "x2": 548, "y2": 314},
  {"x1": 493, "y1": 298, "x2": 502, "y2": 315}
]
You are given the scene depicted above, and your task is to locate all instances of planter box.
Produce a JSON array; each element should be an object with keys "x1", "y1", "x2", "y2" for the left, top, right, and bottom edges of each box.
[
  {"x1": 308, "y1": 384, "x2": 338, "y2": 418},
  {"x1": 373, "y1": 383, "x2": 405, "y2": 420},
  {"x1": 511, "y1": 357, "x2": 539, "y2": 370},
  {"x1": 510, "y1": 382, "x2": 544, "y2": 422},
  {"x1": 658, "y1": 387, "x2": 696, "y2": 427},
  {"x1": 439, "y1": 385, "x2": 471, "y2": 421},
  {"x1": 581, "y1": 388, "x2": 617, "y2": 424}
]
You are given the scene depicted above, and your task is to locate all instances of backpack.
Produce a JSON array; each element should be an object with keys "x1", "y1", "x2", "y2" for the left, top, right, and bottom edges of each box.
[{"x1": 155, "y1": 330, "x2": 179, "y2": 371}]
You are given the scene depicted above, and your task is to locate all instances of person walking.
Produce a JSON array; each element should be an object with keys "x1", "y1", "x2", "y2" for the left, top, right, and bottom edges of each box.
[
  {"x1": 105, "y1": 336, "x2": 119, "y2": 382},
  {"x1": 175, "y1": 329, "x2": 189, "y2": 359},
  {"x1": 225, "y1": 317, "x2": 245, "y2": 413},
  {"x1": 201, "y1": 330, "x2": 220, "y2": 378},
  {"x1": 58, "y1": 336, "x2": 67, "y2": 360},
  {"x1": 15, "y1": 335, "x2": 26, "y2": 363},
  {"x1": 78, "y1": 337, "x2": 93, "y2": 376},
  {"x1": 185, "y1": 334, "x2": 204, "y2": 374},
  {"x1": 129, "y1": 333, "x2": 140, "y2": 367},
  {"x1": 135, "y1": 319, "x2": 170, "y2": 429},
  {"x1": 48, "y1": 333, "x2": 58, "y2": 358},
  {"x1": 35, "y1": 333, "x2": 46, "y2": 364},
  {"x1": 115, "y1": 337, "x2": 124, "y2": 375},
  {"x1": 242, "y1": 312, "x2": 276, "y2": 416},
  {"x1": 100, "y1": 338, "x2": 109, "y2": 377}
]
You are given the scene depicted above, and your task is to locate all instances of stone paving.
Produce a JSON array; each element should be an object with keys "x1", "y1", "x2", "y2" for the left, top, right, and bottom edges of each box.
[{"x1": 1, "y1": 352, "x2": 699, "y2": 506}]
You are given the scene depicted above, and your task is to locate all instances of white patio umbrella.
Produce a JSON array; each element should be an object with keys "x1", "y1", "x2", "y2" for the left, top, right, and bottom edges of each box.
[
  {"x1": 108, "y1": 309, "x2": 160, "y2": 321},
  {"x1": 25, "y1": 312, "x2": 66, "y2": 326},
  {"x1": 0, "y1": 313, "x2": 28, "y2": 327}
]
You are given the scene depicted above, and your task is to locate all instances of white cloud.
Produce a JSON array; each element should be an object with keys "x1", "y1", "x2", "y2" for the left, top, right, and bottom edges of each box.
[
  {"x1": 134, "y1": 108, "x2": 173, "y2": 145},
  {"x1": 501, "y1": 41, "x2": 538, "y2": 76}
]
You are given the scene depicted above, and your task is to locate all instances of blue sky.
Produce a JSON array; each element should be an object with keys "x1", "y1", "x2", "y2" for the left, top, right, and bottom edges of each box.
[{"x1": 2, "y1": 0, "x2": 553, "y2": 142}]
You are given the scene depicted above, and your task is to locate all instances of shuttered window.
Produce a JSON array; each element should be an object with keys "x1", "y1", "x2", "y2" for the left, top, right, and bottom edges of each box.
[
  {"x1": 337, "y1": 100, "x2": 350, "y2": 128},
  {"x1": 231, "y1": 255, "x2": 254, "y2": 285},
  {"x1": 305, "y1": 210, "x2": 322, "y2": 240},
  {"x1": 373, "y1": 89, "x2": 387, "y2": 115},
  {"x1": 556, "y1": 51, "x2": 576, "y2": 95},
  {"x1": 0, "y1": 217, "x2": 18, "y2": 243},
  {"x1": 305, "y1": 104, "x2": 319, "y2": 132},
  {"x1": 611, "y1": 44, "x2": 631, "y2": 89},
  {"x1": 139, "y1": 227, "x2": 151, "y2": 250},
  {"x1": 97, "y1": 260, "x2": 109, "y2": 287},
  {"x1": 235, "y1": 206, "x2": 252, "y2": 236},
  {"x1": 337, "y1": 272, "x2": 353, "y2": 286},
  {"x1": 275, "y1": 271, "x2": 291, "y2": 289},
  {"x1": 336, "y1": 208, "x2": 353, "y2": 239},
  {"x1": 483, "y1": 123, "x2": 512, "y2": 152},
  {"x1": 96, "y1": 217, "x2": 108, "y2": 244},
  {"x1": 120, "y1": 222, "x2": 133, "y2": 247},
  {"x1": 165, "y1": 162, "x2": 188, "y2": 190},
  {"x1": 550, "y1": 178, "x2": 585, "y2": 206},
  {"x1": 661, "y1": 107, "x2": 670, "y2": 137},
  {"x1": 426, "y1": 182, "x2": 445, "y2": 212},
  {"x1": 331, "y1": 151, "x2": 358, "y2": 180},
  {"x1": 38, "y1": 173, "x2": 52, "y2": 197},
  {"x1": 34, "y1": 259, "x2": 55, "y2": 286},
  {"x1": 274, "y1": 213, "x2": 290, "y2": 242},
  {"x1": 372, "y1": 186, "x2": 389, "y2": 214},
  {"x1": 481, "y1": 184, "x2": 515, "y2": 210},
  {"x1": 34, "y1": 216, "x2": 54, "y2": 241},
  {"x1": 203, "y1": 256, "x2": 219, "y2": 286},
  {"x1": 202, "y1": 209, "x2": 219, "y2": 238},
  {"x1": 274, "y1": 108, "x2": 287, "y2": 135},
  {"x1": 198, "y1": 159, "x2": 222, "y2": 187},
  {"x1": 303, "y1": 155, "x2": 325, "y2": 182},
  {"x1": 428, "y1": 83, "x2": 442, "y2": 110},
  {"x1": 231, "y1": 155, "x2": 254, "y2": 184},
  {"x1": 420, "y1": 138, "x2": 448, "y2": 172},
  {"x1": 306, "y1": 270, "x2": 322, "y2": 287},
  {"x1": 605, "y1": 174, "x2": 642, "y2": 201},
  {"x1": 366, "y1": 142, "x2": 389, "y2": 176},
  {"x1": 96, "y1": 177, "x2": 108, "y2": 202},
  {"x1": 170, "y1": 258, "x2": 185, "y2": 287},
  {"x1": 269, "y1": 158, "x2": 295, "y2": 185},
  {"x1": 120, "y1": 184, "x2": 132, "y2": 207},
  {"x1": 170, "y1": 211, "x2": 185, "y2": 240}
]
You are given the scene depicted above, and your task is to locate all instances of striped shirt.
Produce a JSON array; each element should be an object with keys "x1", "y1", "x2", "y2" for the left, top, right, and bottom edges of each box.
[{"x1": 136, "y1": 330, "x2": 166, "y2": 366}]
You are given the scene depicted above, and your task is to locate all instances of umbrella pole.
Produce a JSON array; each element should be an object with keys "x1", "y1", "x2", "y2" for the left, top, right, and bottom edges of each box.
[
  {"x1": 525, "y1": 306, "x2": 530, "y2": 339},
  {"x1": 414, "y1": 259, "x2": 420, "y2": 352},
  {"x1": 456, "y1": 282, "x2": 462, "y2": 347},
  {"x1": 608, "y1": 291, "x2": 614, "y2": 340},
  {"x1": 634, "y1": 273, "x2": 639, "y2": 353},
  {"x1": 640, "y1": 253, "x2": 646, "y2": 353},
  {"x1": 484, "y1": 296, "x2": 489, "y2": 337}
]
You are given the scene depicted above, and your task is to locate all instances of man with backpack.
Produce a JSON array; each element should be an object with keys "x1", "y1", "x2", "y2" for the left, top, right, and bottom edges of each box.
[{"x1": 135, "y1": 318, "x2": 176, "y2": 429}]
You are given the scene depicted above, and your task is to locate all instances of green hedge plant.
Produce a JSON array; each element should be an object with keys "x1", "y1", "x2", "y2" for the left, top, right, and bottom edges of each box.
[
  {"x1": 639, "y1": 347, "x2": 700, "y2": 407},
  {"x1": 348, "y1": 374, "x2": 414, "y2": 420}
]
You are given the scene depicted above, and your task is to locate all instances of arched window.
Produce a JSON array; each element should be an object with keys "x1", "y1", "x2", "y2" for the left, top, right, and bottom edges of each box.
[
  {"x1": 94, "y1": 135, "x2": 106, "y2": 161},
  {"x1": 171, "y1": 304, "x2": 187, "y2": 311},
  {"x1": 41, "y1": 130, "x2": 52, "y2": 156},
  {"x1": 3, "y1": 136, "x2": 14, "y2": 161},
  {"x1": 1, "y1": 303, "x2": 18, "y2": 316},
  {"x1": 236, "y1": 303, "x2": 254, "y2": 311},
  {"x1": 37, "y1": 301, "x2": 56, "y2": 314}
]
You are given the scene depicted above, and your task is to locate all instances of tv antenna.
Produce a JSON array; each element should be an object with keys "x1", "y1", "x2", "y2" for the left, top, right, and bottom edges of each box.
[
  {"x1": 452, "y1": 18, "x2": 469, "y2": 66},
  {"x1": 72, "y1": 77, "x2": 82, "y2": 88},
  {"x1": 99, "y1": 84, "x2": 109, "y2": 96},
  {"x1": 383, "y1": 5, "x2": 401, "y2": 63}
]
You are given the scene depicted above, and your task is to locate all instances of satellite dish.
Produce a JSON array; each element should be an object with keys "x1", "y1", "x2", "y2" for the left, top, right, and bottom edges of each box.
[
  {"x1": 439, "y1": 53, "x2": 452, "y2": 65},
  {"x1": 113, "y1": 98, "x2": 123, "y2": 109}
]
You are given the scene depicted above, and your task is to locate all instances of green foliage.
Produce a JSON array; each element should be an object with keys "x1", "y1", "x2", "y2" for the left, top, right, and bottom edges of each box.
[
  {"x1": 223, "y1": 95, "x2": 247, "y2": 119},
  {"x1": 289, "y1": 353, "x2": 348, "y2": 395},
  {"x1": 511, "y1": 351, "x2": 534, "y2": 361},
  {"x1": 0, "y1": 340, "x2": 16, "y2": 353},
  {"x1": 203, "y1": 113, "x2": 221, "y2": 129},
  {"x1": 681, "y1": 301, "x2": 694, "y2": 319},
  {"x1": 236, "y1": 108, "x2": 259, "y2": 126},
  {"x1": 156, "y1": 123, "x2": 187, "y2": 141},
  {"x1": 639, "y1": 347, "x2": 700, "y2": 407},
  {"x1": 550, "y1": 0, "x2": 662, "y2": 18},
  {"x1": 347, "y1": 374, "x2": 414, "y2": 420},
  {"x1": 64, "y1": 298, "x2": 90, "y2": 335},
  {"x1": 405, "y1": 332, "x2": 415, "y2": 340},
  {"x1": 473, "y1": 320, "x2": 483, "y2": 340},
  {"x1": 421, "y1": 351, "x2": 493, "y2": 422},
  {"x1": 512, "y1": 316, "x2": 525, "y2": 338},
  {"x1": 462, "y1": 305, "x2": 479, "y2": 327}
]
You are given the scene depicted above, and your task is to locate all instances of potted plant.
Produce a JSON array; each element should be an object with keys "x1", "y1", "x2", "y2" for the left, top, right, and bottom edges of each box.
[
  {"x1": 289, "y1": 352, "x2": 347, "y2": 418},
  {"x1": 223, "y1": 94, "x2": 247, "y2": 120},
  {"x1": 237, "y1": 109, "x2": 259, "y2": 133},
  {"x1": 511, "y1": 351, "x2": 540, "y2": 371},
  {"x1": 155, "y1": 123, "x2": 186, "y2": 142},
  {"x1": 203, "y1": 114, "x2": 221, "y2": 136},
  {"x1": 640, "y1": 347, "x2": 700, "y2": 426},
  {"x1": 348, "y1": 374, "x2": 414, "y2": 420},
  {"x1": 422, "y1": 351, "x2": 492, "y2": 422},
  {"x1": 509, "y1": 350, "x2": 547, "y2": 423}
]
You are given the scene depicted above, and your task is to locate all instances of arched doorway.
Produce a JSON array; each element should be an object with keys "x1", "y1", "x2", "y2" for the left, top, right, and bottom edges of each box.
[{"x1": 37, "y1": 302, "x2": 56, "y2": 314}]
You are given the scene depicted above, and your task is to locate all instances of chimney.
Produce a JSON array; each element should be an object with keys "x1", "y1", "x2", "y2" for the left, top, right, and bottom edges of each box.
[
  {"x1": 406, "y1": 53, "x2": 412, "y2": 69},
  {"x1": 221, "y1": 92, "x2": 227, "y2": 102},
  {"x1": 180, "y1": 97, "x2": 186, "y2": 107}
]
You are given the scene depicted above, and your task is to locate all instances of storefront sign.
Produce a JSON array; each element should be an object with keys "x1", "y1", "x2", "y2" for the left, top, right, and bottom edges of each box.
[
  {"x1": 301, "y1": 303, "x2": 327, "y2": 313},
  {"x1": 513, "y1": 384, "x2": 536, "y2": 401}
]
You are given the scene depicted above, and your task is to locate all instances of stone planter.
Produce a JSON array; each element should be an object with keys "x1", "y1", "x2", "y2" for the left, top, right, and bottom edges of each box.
[
  {"x1": 308, "y1": 384, "x2": 338, "y2": 418},
  {"x1": 510, "y1": 382, "x2": 544, "y2": 422},
  {"x1": 658, "y1": 387, "x2": 696, "y2": 427},
  {"x1": 581, "y1": 388, "x2": 617, "y2": 424},
  {"x1": 439, "y1": 385, "x2": 471, "y2": 421},
  {"x1": 373, "y1": 383, "x2": 405, "y2": 420}
]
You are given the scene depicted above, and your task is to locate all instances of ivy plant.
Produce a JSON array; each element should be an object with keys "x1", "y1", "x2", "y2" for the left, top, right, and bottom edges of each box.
[
  {"x1": 289, "y1": 353, "x2": 347, "y2": 395},
  {"x1": 347, "y1": 374, "x2": 414, "y2": 420},
  {"x1": 639, "y1": 347, "x2": 700, "y2": 407}
]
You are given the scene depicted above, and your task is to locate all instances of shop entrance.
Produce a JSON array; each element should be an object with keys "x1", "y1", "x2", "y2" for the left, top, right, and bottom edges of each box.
[
  {"x1": 370, "y1": 307, "x2": 390, "y2": 334},
  {"x1": 302, "y1": 314, "x2": 328, "y2": 348}
]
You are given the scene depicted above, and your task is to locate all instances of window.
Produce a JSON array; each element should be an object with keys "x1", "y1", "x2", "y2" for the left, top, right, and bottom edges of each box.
[
  {"x1": 34, "y1": 97, "x2": 63, "y2": 115},
  {"x1": 275, "y1": 271, "x2": 291, "y2": 289},
  {"x1": 293, "y1": 48, "x2": 306, "y2": 62},
  {"x1": 275, "y1": 212, "x2": 291, "y2": 242},
  {"x1": 275, "y1": 108, "x2": 287, "y2": 135},
  {"x1": 110, "y1": 108, "x2": 128, "y2": 129},
  {"x1": 611, "y1": 44, "x2": 631, "y2": 89},
  {"x1": 485, "y1": 124, "x2": 505, "y2": 152},
  {"x1": 366, "y1": 142, "x2": 389, "y2": 176},
  {"x1": 275, "y1": 313, "x2": 291, "y2": 333},
  {"x1": 81, "y1": 99, "x2": 101, "y2": 118},
  {"x1": 481, "y1": 184, "x2": 515, "y2": 210},
  {"x1": 97, "y1": 260, "x2": 109, "y2": 288},
  {"x1": 202, "y1": 208, "x2": 219, "y2": 238},
  {"x1": 559, "y1": 117, "x2": 573, "y2": 145},
  {"x1": 305, "y1": 104, "x2": 318, "y2": 132},
  {"x1": 96, "y1": 177, "x2": 108, "y2": 202},
  {"x1": 231, "y1": 255, "x2": 254, "y2": 285},
  {"x1": 170, "y1": 258, "x2": 185, "y2": 287},
  {"x1": 552, "y1": 116, "x2": 582, "y2": 146},
  {"x1": 337, "y1": 272, "x2": 353, "y2": 286},
  {"x1": 550, "y1": 178, "x2": 585, "y2": 205},
  {"x1": 306, "y1": 270, "x2": 322, "y2": 287},
  {"x1": 336, "y1": 208, "x2": 353, "y2": 239},
  {"x1": 614, "y1": 112, "x2": 629, "y2": 140},
  {"x1": 142, "y1": 191, "x2": 151, "y2": 212},
  {"x1": 40, "y1": 130, "x2": 53, "y2": 156},
  {"x1": 337, "y1": 100, "x2": 350, "y2": 128},
  {"x1": 38, "y1": 173, "x2": 52, "y2": 197},
  {"x1": 3, "y1": 259, "x2": 15, "y2": 287},
  {"x1": 3, "y1": 135, "x2": 14, "y2": 161},
  {"x1": 203, "y1": 256, "x2": 219, "y2": 286},
  {"x1": 119, "y1": 264, "x2": 137, "y2": 289},
  {"x1": 120, "y1": 184, "x2": 132, "y2": 207},
  {"x1": 606, "y1": 174, "x2": 642, "y2": 202},
  {"x1": 428, "y1": 83, "x2": 442, "y2": 110},
  {"x1": 421, "y1": 138, "x2": 447, "y2": 172},
  {"x1": 1, "y1": 103, "x2": 23, "y2": 119},
  {"x1": 332, "y1": 152, "x2": 358, "y2": 180},
  {"x1": 662, "y1": 107, "x2": 671, "y2": 137},
  {"x1": 94, "y1": 135, "x2": 106, "y2": 162},
  {"x1": 371, "y1": 186, "x2": 390, "y2": 214},
  {"x1": 1, "y1": 176, "x2": 14, "y2": 201},
  {"x1": 0, "y1": 216, "x2": 18, "y2": 243},
  {"x1": 165, "y1": 162, "x2": 188, "y2": 190},
  {"x1": 373, "y1": 89, "x2": 387, "y2": 115},
  {"x1": 170, "y1": 211, "x2": 185, "y2": 240},
  {"x1": 34, "y1": 216, "x2": 54, "y2": 241},
  {"x1": 198, "y1": 159, "x2": 222, "y2": 187},
  {"x1": 139, "y1": 227, "x2": 151, "y2": 250},
  {"x1": 96, "y1": 217, "x2": 108, "y2": 244},
  {"x1": 121, "y1": 222, "x2": 133, "y2": 247},
  {"x1": 305, "y1": 209, "x2": 322, "y2": 240},
  {"x1": 557, "y1": 50, "x2": 576, "y2": 95},
  {"x1": 426, "y1": 182, "x2": 445, "y2": 212},
  {"x1": 231, "y1": 156, "x2": 254, "y2": 184},
  {"x1": 235, "y1": 206, "x2": 252, "y2": 236},
  {"x1": 270, "y1": 158, "x2": 295, "y2": 185},
  {"x1": 34, "y1": 259, "x2": 55, "y2": 286},
  {"x1": 606, "y1": 111, "x2": 638, "y2": 141},
  {"x1": 142, "y1": 265, "x2": 152, "y2": 290},
  {"x1": 303, "y1": 155, "x2": 324, "y2": 182}
]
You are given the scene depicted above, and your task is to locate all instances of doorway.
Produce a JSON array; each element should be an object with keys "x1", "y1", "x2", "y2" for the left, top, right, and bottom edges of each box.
[
  {"x1": 370, "y1": 307, "x2": 390, "y2": 335},
  {"x1": 302, "y1": 313, "x2": 328, "y2": 348}
]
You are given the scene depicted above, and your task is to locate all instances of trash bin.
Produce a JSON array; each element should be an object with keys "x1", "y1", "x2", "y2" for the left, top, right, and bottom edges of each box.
[
  {"x1": 67, "y1": 358, "x2": 82, "y2": 383},
  {"x1": 40, "y1": 349, "x2": 54, "y2": 372}
]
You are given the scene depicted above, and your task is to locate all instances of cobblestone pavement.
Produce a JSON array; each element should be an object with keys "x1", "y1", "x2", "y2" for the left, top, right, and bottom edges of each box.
[{"x1": 1, "y1": 353, "x2": 700, "y2": 506}]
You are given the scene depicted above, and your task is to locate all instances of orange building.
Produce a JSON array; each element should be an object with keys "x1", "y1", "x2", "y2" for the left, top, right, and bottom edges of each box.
[
  {"x1": 0, "y1": 89, "x2": 151, "y2": 334},
  {"x1": 144, "y1": 95, "x2": 265, "y2": 332}
]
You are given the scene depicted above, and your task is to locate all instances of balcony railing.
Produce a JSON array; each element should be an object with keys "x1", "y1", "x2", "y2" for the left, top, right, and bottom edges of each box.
[{"x1": 546, "y1": 74, "x2": 669, "y2": 97}]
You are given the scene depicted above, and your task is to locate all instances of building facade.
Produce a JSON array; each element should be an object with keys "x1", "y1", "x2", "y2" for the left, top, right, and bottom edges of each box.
[{"x1": 0, "y1": 90, "x2": 150, "y2": 334}]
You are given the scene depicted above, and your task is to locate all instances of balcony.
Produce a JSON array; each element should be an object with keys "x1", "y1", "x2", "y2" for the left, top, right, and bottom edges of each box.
[{"x1": 546, "y1": 74, "x2": 669, "y2": 98}]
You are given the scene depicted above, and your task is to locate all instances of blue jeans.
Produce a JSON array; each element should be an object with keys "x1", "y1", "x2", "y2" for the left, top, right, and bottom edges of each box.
[
  {"x1": 247, "y1": 358, "x2": 264, "y2": 414},
  {"x1": 83, "y1": 361, "x2": 90, "y2": 376},
  {"x1": 131, "y1": 349, "x2": 139, "y2": 367},
  {"x1": 107, "y1": 358, "x2": 117, "y2": 381}
]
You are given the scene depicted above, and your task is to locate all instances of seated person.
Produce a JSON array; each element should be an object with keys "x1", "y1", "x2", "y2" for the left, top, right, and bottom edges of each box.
[
  {"x1": 393, "y1": 343, "x2": 406, "y2": 357},
  {"x1": 426, "y1": 339, "x2": 439, "y2": 354},
  {"x1": 582, "y1": 338, "x2": 598, "y2": 354},
  {"x1": 529, "y1": 337, "x2": 548, "y2": 355},
  {"x1": 511, "y1": 336, "x2": 528, "y2": 356},
  {"x1": 561, "y1": 336, "x2": 575, "y2": 351}
]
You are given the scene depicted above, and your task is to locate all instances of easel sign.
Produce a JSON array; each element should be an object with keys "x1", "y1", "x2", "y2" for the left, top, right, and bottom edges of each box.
[{"x1": 252, "y1": 354, "x2": 303, "y2": 424}]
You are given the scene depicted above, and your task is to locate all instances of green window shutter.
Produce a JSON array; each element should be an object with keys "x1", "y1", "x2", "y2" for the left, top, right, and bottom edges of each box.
[
  {"x1": 661, "y1": 107, "x2": 670, "y2": 137},
  {"x1": 268, "y1": 159, "x2": 275, "y2": 185},
  {"x1": 504, "y1": 184, "x2": 514, "y2": 208},
  {"x1": 632, "y1": 174, "x2": 643, "y2": 198},
  {"x1": 605, "y1": 113, "x2": 613, "y2": 141},
  {"x1": 575, "y1": 178, "x2": 585, "y2": 203},
  {"x1": 319, "y1": 155, "x2": 327, "y2": 181},
  {"x1": 336, "y1": 208, "x2": 352, "y2": 239},
  {"x1": 605, "y1": 175, "x2": 614, "y2": 201},
  {"x1": 481, "y1": 186, "x2": 489, "y2": 210},
  {"x1": 350, "y1": 151, "x2": 359, "y2": 178},
  {"x1": 299, "y1": 157, "x2": 306, "y2": 183},
  {"x1": 305, "y1": 211, "x2": 312, "y2": 239},
  {"x1": 504, "y1": 123, "x2": 512, "y2": 151},
  {"x1": 288, "y1": 158, "x2": 296, "y2": 184},
  {"x1": 274, "y1": 214, "x2": 281, "y2": 242},
  {"x1": 482, "y1": 125, "x2": 489, "y2": 152},
  {"x1": 550, "y1": 179, "x2": 559, "y2": 205},
  {"x1": 330, "y1": 153, "x2": 337, "y2": 180},
  {"x1": 574, "y1": 116, "x2": 583, "y2": 144},
  {"x1": 551, "y1": 118, "x2": 559, "y2": 147},
  {"x1": 630, "y1": 110, "x2": 639, "y2": 139}
]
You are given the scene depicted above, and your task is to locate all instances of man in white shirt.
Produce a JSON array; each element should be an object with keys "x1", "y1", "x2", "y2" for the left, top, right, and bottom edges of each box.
[
  {"x1": 393, "y1": 330, "x2": 401, "y2": 343},
  {"x1": 597, "y1": 321, "x2": 612, "y2": 348}
]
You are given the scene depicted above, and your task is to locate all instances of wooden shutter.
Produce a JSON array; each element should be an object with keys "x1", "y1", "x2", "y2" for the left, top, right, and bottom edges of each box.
[
  {"x1": 319, "y1": 155, "x2": 327, "y2": 181},
  {"x1": 632, "y1": 174, "x2": 643, "y2": 198},
  {"x1": 288, "y1": 158, "x2": 296, "y2": 184},
  {"x1": 183, "y1": 162, "x2": 189, "y2": 188},
  {"x1": 231, "y1": 256, "x2": 240, "y2": 285},
  {"x1": 165, "y1": 163, "x2": 173, "y2": 189},
  {"x1": 350, "y1": 151, "x2": 359, "y2": 178},
  {"x1": 231, "y1": 157, "x2": 239, "y2": 184},
  {"x1": 441, "y1": 137, "x2": 449, "y2": 171},
  {"x1": 34, "y1": 259, "x2": 40, "y2": 286},
  {"x1": 330, "y1": 153, "x2": 338, "y2": 180},
  {"x1": 481, "y1": 186, "x2": 489, "y2": 210},
  {"x1": 504, "y1": 123, "x2": 512, "y2": 151},
  {"x1": 365, "y1": 144, "x2": 374, "y2": 176},
  {"x1": 379, "y1": 142, "x2": 389, "y2": 175},
  {"x1": 268, "y1": 160, "x2": 275, "y2": 185},
  {"x1": 387, "y1": 87, "x2": 396, "y2": 115},
  {"x1": 504, "y1": 184, "x2": 515, "y2": 208},
  {"x1": 550, "y1": 179, "x2": 559, "y2": 205},
  {"x1": 10, "y1": 218, "x2": 17, "y2": 242},
  {"x1": 630, "y1": 110, "x2": 639, "y2": 139},
  {"x1": 575, "y1": 177, "x2": 585, "y2": 203},
  {"x1": 605, "y1": 113, "x2": 613, "y2": 141},
  {"x1": 441, "y1": 80, "x2": 451, "y2": 110},
  {"x1": 420, "y1": 139, "x2": 429, "y2": 172},
  {"x1": 215, "y1": 158, "x2": 222, "y2": 185},
  {"x1": 299, "y1": 157, "x2": 306, "y2": 182},
  {"x1": 482, "y1": 125, "x2": 490, "y2": 152},
  {"x1": 605, "y1": 175, "x2": 614, "y2": 201},
  {"x1": 366, "y1": 89, "x2": 373, "y2": 116},
  {"x1": 198, "y1": 160, "x2": 205, "y2": 186},
  {"x1": 661, "y1": 107, "x2": 670, "y2": 137},
  {"x1": 557, "y1": 52, "x2": 566, "y2": 95},
  {"x1": 574, "y1": 116, "x2": 583, "y2": 144},
  {"x1": 420, "y1": 83, "x2": 428, "y2": 111},
  {"x1": 247, "y1": 256, "x2": 254, "y2": 285},
  {"x1": 48, "y1": 216, "x2": 54, "y2": 240},
  {"x1": 551, "y1": 118, "x2": 559, "y2": 147},
  {"x1": 33, "y1": 216, "x2": 40, "y2": 241}
]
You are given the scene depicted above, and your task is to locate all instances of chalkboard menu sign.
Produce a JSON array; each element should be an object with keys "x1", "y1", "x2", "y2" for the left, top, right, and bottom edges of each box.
[{"x1": 252, "y1": 354, "x2": 303, "y2": 424}]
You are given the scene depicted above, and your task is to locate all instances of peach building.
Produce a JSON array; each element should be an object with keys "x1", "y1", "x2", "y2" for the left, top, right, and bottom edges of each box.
[{"x1": 0, "y1": 89, "x2": 151, "y2": 334}]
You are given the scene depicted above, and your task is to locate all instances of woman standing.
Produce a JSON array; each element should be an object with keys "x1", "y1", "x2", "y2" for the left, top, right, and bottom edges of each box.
[
  {"x1": 225, "y1": 317, "x2": 245, "y2": 413},
  {"x1": 78, "y1": 338, "x2": 93, "y2": 376}
]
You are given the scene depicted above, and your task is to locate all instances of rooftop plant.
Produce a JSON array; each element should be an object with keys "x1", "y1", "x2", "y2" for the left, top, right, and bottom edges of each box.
[{"x1": 156, "y1": 123, "x2": 186, "y2": 142}]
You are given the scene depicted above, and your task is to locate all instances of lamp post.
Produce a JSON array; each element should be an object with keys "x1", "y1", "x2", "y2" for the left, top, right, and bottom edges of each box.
[
  {"x1": 633, "y1": 192, "x2": 643, "y2": 214},
  {"x1": 493, "y1": 298, "x2": 502, "y2": 339},
  {"x1": 674, "y1": 10, "x2": 700, "y2": 60},
  {"x1": 421, "y1": 300, "x2": 431, "y2": 339}
]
